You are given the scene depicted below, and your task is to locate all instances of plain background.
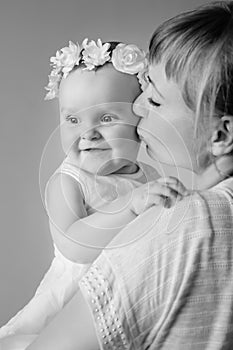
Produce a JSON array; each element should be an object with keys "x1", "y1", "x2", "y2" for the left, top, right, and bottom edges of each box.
[{"x1": 0, "y1": 0, "x2": 217, "y2": 327}]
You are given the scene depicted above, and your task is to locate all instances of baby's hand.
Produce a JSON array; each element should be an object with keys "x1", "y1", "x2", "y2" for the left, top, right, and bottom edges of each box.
[{"x1": 131, "y1": 176, "x2": 189, "y2": 215}]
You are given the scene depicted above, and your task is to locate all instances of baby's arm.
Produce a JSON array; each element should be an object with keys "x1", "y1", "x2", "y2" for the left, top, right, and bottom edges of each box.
[
  {"x1": 46, "y1": 172, "x2": 88, "y2": 245},
  {"x1": 46, "y1": 173, "x2": 136, "y2": 264},
  {"x1": 47, "y1": 174, "x2": 188, "y2": 265}
]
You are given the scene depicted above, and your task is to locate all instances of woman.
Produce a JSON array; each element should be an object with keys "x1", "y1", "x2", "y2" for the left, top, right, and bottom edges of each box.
[{"x1": 16, "y1": 1, "x2": 233, "y2": 349}]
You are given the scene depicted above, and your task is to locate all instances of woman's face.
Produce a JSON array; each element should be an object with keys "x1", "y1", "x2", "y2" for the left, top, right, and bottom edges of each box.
[{"x1": 133, "y1": 62, "x2": 198, "y2": 173}]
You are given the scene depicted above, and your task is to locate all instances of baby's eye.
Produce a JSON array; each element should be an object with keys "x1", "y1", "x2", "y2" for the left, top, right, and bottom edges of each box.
[
  {"x1": 65, "y1": 116, "x2": 80, "y2": 124},
  {"x1": 101, "y1": 115, "x2": 114, "y2": 123},
  {"x1": 148, "y1": 97, "x2": 161, "y2": 108}
]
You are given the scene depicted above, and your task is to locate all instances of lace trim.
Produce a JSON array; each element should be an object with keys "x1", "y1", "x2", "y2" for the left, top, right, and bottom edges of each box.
[{"x1": 79, "y1": 265, "x2": 129, "y2": 349}]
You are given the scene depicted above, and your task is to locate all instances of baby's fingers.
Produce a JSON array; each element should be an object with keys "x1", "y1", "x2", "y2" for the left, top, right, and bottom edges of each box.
[
  {"x1": 144, "y1": 191, "x2": 180, "y2": 210},
  {"x1": 159, "y1": 187, "x2": 183, "y2": 208},
  {"x1": 147, "y1": 185, "x2": 183, "y2": 209},
  {"x1": 147, "y1": 181, "x2": 183, "y2": 200},
  {"x1": 145, "y1": 181, "x2": 184, "y2": 208},
  {"x1": 157, "y1": 176, "x2": 189, "y2": 196}
]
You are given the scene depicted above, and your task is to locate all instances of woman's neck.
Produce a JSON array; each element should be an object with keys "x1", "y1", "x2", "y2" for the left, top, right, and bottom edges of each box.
[
  {"x1": 196, "y1": 154, "x2": 233, "y2": 190},
  {"x1": 152, "y1": 160, "x2": 198, "y2": 189},
  {"x1": 152, "y1": 155, "x2": 233, "y2": 191}
]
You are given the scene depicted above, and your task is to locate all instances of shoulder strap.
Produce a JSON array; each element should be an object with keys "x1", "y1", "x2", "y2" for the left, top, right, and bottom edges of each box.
[{"x1": 44, "y1": 159, "x2": 87, "y2": 214}]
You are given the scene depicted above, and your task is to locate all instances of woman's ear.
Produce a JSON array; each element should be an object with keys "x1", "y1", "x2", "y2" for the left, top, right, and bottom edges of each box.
[{"x1": 210, "y1": 115, "x2": 233, "y2": 156}]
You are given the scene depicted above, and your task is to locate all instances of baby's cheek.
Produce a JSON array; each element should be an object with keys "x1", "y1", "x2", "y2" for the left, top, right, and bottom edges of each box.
[
  {"x1": 126, "y1": 125, "x2": 140, "y2": 142},
  {"x1": 60, "y1": 131, "x2": 77, "y2": 154},
  {"x1": 119, "y1": 124, "x2": 139, "y2": 140},
  {"x1": 61, "y1": 139, "x2": 70, "y2": 154}
]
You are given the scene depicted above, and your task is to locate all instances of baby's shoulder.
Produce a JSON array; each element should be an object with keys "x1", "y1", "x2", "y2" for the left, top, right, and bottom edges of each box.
[
  {"x1": 47, "y1": 169, "x2": 84, "y2": 194},
  {"x1": 45, "y1": 171, "x2": 85, "y2": 211},
  {"x1": 47, "y1": 158, "x2": 87, "y2": 192}
]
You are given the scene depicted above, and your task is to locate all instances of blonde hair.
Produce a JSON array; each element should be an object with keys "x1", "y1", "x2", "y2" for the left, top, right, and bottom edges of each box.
[{"x1": 149, "y1": 1, "x2": 233, "y2": 168}]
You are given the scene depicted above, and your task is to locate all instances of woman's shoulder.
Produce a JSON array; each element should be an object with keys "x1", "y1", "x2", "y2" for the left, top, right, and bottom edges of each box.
[
  {"x1": 162, "y1": 185, "x2": 233, "y2": 235},
  {"x1": 97, "y1": 184, "x2": 233, "y2": 300},
  {"x1": 104, "y1": 183, "x2": 233, "y2": 255}
]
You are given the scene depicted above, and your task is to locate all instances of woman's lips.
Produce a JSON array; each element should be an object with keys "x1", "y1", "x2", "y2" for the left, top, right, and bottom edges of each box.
[
  {"x1": 80, "y1": 148, "x2": 110, "y2": 152},
  {"x1": 138, "y1": 133, "x2": 148, "y2": 146}
]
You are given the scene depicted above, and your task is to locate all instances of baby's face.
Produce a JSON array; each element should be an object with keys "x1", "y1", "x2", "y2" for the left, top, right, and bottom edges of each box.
[{"x1": 59, "y1": 64, "x2": 141, "y2": 175}]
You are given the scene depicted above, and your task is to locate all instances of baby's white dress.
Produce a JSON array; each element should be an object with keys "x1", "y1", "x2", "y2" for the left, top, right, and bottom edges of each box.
[{"x1": 0, "y1": 157, "x2": 157, "y2": 344}]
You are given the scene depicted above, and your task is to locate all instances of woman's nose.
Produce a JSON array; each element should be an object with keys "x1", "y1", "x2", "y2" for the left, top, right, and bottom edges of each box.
[{"x1": 133, "y1": 92, "x2": 148, "y2": 119}]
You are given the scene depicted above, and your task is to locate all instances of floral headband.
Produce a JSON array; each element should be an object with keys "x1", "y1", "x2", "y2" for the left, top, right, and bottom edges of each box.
[{"x1": 45, "y1": 38, "x2": 149, "y2": 100}]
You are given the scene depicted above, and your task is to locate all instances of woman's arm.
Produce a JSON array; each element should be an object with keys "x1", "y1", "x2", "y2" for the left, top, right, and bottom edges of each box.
[
  {"x1": 25, "y1": 289, "x2": 99, "y2": 350},
  {"x1": 0, "y1": 334, "x2": 37, "y2": 349}
]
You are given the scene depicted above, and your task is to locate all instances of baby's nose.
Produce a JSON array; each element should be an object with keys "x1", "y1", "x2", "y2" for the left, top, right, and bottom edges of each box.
[{"x1": 81, "y1": 127, "x2": 101, "y2": 140}]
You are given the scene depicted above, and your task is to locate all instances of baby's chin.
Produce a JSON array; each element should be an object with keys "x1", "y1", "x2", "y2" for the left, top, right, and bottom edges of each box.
[
  {"x1": 65, "y1": 149, "x2": 112, "y2": 175},
  {"x1": 66, "y1": 151, "x2": 137, "y2": 176}
]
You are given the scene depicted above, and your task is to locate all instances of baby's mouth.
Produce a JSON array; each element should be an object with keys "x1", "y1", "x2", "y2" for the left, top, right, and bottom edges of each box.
[{"x1": 78, "y1": 141, "x2": 110, "y2": 153}]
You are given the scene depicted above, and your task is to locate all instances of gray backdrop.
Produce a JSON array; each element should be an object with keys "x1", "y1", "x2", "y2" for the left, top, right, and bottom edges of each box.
[{"x1": 0, "y1": 0, "x2": 216, "y2": 326}]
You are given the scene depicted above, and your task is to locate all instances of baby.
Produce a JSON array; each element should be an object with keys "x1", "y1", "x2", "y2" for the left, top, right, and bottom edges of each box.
[{"x1": 0, "y1": 39, "x2": 187, "y2": 348}]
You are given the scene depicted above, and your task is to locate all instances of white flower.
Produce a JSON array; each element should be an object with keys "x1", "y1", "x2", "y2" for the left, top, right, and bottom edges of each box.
[
  {"x1": 50, "y1": 51, "x2": 63, "y2": 68},
  {"x1": 137, "y1": 56, "x2": 149, "y2": 91},
  {"x1": 50, "y1": 41, "x2": 81, "y2": 78},
  {"x1": 112, "y1": 44, "x2": 146, "y2": 75},
  {"x1": 44, "y1": 88, "x2": 58, "y2": 100},
  {"x1": 45, "y1": 38, "x2": 147, "y2": 100},
  {"x1": 45, "y1": 41, "x2": 82, "y2": 99},
  {"x1": 44, "y1": 68, "x2": 62, "y2": 100},
  {"x1": 82, "y1": 38, "x2": 111, "y2": 70}
]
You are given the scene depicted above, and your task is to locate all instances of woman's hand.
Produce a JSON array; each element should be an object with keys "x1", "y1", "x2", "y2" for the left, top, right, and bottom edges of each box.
[{"x1": 131, "y1": 176, "x2": 190, "y2": 215}]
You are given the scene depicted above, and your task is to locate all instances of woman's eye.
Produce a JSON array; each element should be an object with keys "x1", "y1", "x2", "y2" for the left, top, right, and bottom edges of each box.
[
  {"x1": 148, "y1": 97, "x2": 161, "y2": 108},
  {"x1": 101, "y1": 115, "x2": 113, "y2": 123},
  {"x1": 66, "y1": 116, "x2": 80, "y2": 124}
]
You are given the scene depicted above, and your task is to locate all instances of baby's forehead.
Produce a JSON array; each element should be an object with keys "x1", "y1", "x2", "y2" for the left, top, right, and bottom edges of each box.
[
  {"x1": 59, "y1": 65, "x2": 141, "y2": 106},
  {"x1": 60, "y1": 101, "x2": 134, "y2": 116},
  {"x1": 70, "y1": 64, "x2": 139, "y2": 87}
]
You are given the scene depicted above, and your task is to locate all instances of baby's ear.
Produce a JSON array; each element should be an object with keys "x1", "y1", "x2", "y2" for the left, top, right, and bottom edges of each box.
[{"x1": 210, "y1": 115, "x2": 233, "y2": 156}]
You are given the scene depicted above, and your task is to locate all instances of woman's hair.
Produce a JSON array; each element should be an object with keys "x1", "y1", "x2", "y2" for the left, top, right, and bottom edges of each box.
[{"x1": 149, "y1": 1, "x2": 233, "y2": 168}]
